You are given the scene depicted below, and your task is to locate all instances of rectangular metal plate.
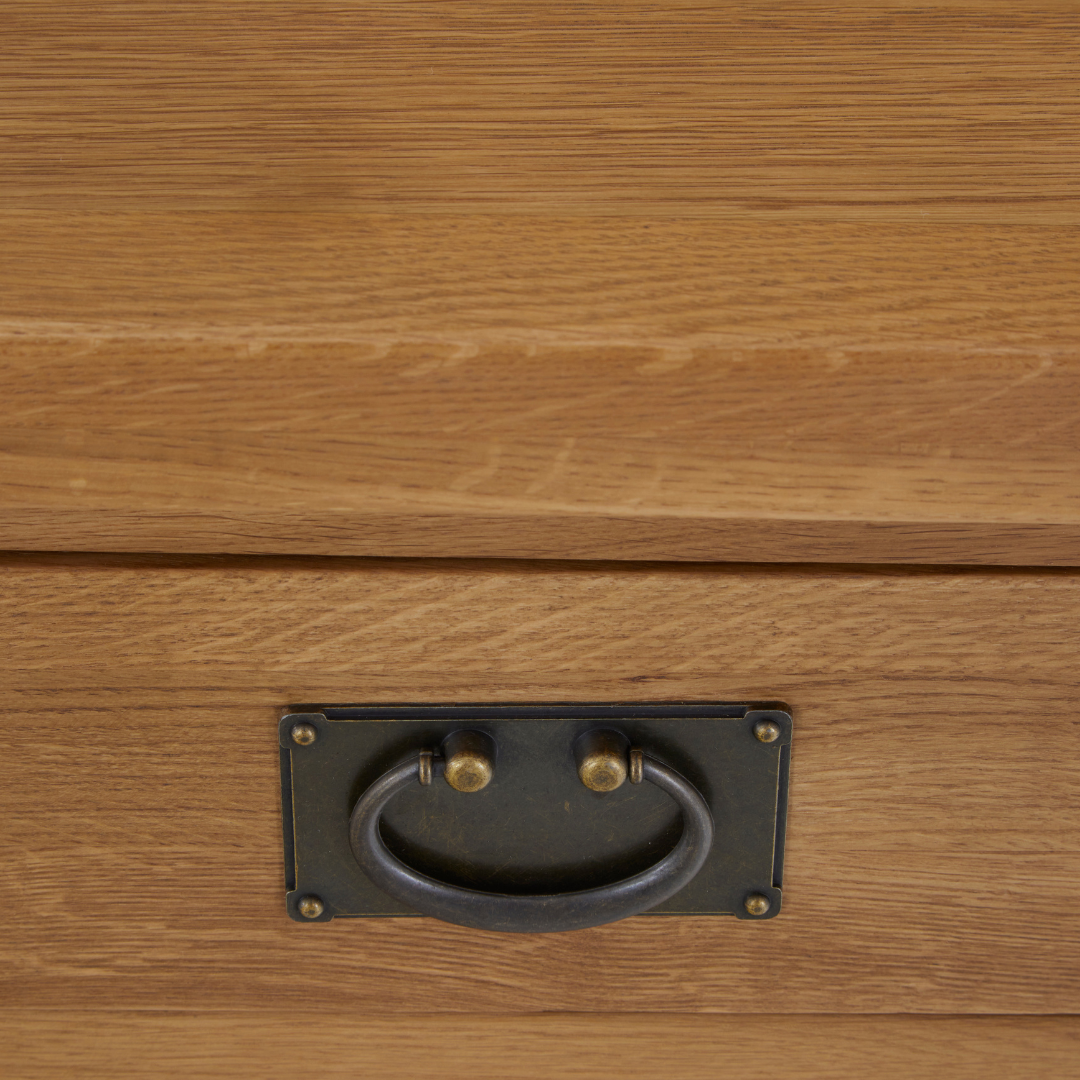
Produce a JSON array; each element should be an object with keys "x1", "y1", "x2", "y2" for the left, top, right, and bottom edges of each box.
[{"x1": 280, "y1": 702, "x2": 791, "y2": 922}]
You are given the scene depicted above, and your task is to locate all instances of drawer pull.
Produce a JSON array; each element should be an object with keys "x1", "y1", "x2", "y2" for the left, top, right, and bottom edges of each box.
[{"x1": 348, "y1": 728, "x2": 714, "y2": 934}]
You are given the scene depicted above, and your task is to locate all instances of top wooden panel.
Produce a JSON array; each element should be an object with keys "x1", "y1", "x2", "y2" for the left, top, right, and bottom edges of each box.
[
  {"x1": 2, "y1": 3, "x2": 1078, "y2": 563},
  {"x1": 2, "y1": 1, "x2": 1078, "y2": 220}
]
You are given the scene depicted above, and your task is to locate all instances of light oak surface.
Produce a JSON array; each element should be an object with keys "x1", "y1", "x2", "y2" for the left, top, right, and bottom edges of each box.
[
  {"x1": 4, "y1": 4, "x2": 1078, "y2": 1069},
  {"x1": 5, "y1": 1013, "x2": 1079, "y2": 1080},
  {"x1": 4, "y1": 2, "x2": 1077, "y2": 220},
  {"x1": 2, "y1": 556, "x2": 1078, "y2": 1015},
  {"x1": 3, "y1": 2, "x2": 1078, "y2": 564},
  {"x1": 3, "y1": 216, "x2": 1079, "y2": 564}
]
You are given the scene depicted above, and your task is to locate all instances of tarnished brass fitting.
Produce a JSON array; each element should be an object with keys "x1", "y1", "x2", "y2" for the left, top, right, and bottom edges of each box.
[
  {"x1": 574, "y1": 729, "x2": 630, "y2": 792},
  {"x1": 441, "y1": 730, "x2": 496, "y2": 792}
]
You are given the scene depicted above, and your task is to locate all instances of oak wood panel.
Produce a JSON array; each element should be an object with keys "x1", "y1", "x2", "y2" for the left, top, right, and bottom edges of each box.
[
  {"x1": 3, "y1": 2, "x2": 1078, "y2": 221},
  {"x1": 2, "y1": 556, "x2": 1078, "y2": 1014},
  {"x1": 2, "y1": 213, "x2": 1079, "y2": 564},
  {"x1": 5, "y1": 1, "x2": 1079, "y2": 563},
  {"x1": 6, "y1": 1013, "x2": 1078, "y2": 1080}
]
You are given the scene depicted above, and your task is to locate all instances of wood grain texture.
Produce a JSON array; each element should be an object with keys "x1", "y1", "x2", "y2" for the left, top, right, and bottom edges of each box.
[
  {"x1": 2, "y1": 214, "x2": 1079, "y2": 563},
  {"x1": 6, "y1": 3, "x2": 1078, "y2": 1064},
  {"x1": 3, "y1": 2, "x2": 1078, "y2": 221},
  {"x1": 4, "y1": 3, "x2": 1079, "y2": 563},
  {"x1": 5, "y1": 1013, "x2": 1079, "y2": 1080},
  {"x1": 2, "y1": 555, "x2": 1078, "y2": 1014}
]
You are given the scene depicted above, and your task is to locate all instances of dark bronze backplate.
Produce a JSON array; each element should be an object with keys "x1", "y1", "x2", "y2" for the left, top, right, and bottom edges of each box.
[{"x1": 280, "y1": 702, "x2": 791, "y2": 923}]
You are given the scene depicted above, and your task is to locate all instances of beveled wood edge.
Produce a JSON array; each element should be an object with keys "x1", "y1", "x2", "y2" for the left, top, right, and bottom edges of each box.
[
  {"x1": 7, "y1": 1008, "x2": 1079, "y2": 1019},
  {"x1": 2, "y1": 515, "x2": 1079, "y2": 567},
  {"x1": 5, "y1": 1010, "x2": 1077, "y2": 1080},
  {"x1": 1, "y1": 549, "x2": 1078, "y2": 575}
]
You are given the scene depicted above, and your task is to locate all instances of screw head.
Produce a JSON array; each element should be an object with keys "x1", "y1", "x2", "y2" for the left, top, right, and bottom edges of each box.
[
  {"x1": 297, "y1": 895, "x2": 324, "y2": 919},
  {"x1": 744, "y1": 893, "x2": 771, "y2": 917},
  {"x1": 753, "y1": 719, "x2": 781, "y2": 743},
  {"x1": 291, "y1": 722, "x2": 318, "y2": 746}
]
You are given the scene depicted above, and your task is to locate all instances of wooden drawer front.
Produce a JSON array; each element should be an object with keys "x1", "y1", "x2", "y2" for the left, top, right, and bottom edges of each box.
[{"x1": 2, "y1": 555, "x2": 1078, "y2": 1016}]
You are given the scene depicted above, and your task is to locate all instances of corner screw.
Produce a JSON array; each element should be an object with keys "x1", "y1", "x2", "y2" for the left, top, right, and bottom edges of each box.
[
  {"x1": 297, "y1": 895, "x2": 324, "y2": 919},
  {"x1": 753, "y1": 719, "x2": 781, "y2": 743},
  {"x1": 744, "y1": 893, "x2": 771, "y2": 916},
  {"x1": 291, "y1": 722, "x2": 318, "y2": 746}
]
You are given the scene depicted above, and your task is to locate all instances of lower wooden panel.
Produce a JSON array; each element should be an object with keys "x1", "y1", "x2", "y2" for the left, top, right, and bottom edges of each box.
[
  {"x1": 5, "y1": 1013, "x2": 1078, "y2": 1080},
  {"x1": 1, "y1": 556, "x2": 1078, "y2": 1015}
]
